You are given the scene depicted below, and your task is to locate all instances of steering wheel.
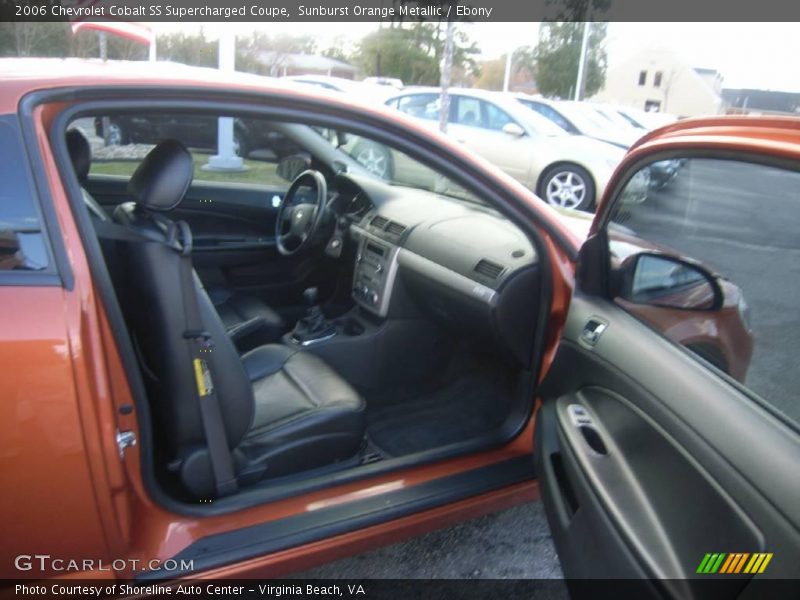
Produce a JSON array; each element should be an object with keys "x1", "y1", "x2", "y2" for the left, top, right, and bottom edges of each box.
[{"x1": 275, "y1": 170, "x2": 327, "y2": 256}]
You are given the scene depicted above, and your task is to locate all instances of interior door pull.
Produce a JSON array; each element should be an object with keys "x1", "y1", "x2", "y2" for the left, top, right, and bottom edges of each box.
[{"x1": 581, "y1": 318, "x2": 608, "y2": 346}]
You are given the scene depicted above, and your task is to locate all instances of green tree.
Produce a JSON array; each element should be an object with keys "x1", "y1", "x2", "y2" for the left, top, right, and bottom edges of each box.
[
  {"x1": 236, "y1": 32, "x2": 318, "y2": 75},
  {"x1": 157, "y1": 31, "x2": 217, "y2": 67},
  {"x1": 0, "y1": 22, "x2": 70, "y2": 57},
  {"x1": 353, "y1": 23, "x2": 478, "y2": 86},
  {"x1": 532, "y1": 22, "x2": 607, "y2": 99}
]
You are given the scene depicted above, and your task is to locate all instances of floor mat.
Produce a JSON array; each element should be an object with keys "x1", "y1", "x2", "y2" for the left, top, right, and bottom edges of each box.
[{"x1": 366, "y1": 370, "x2": 514, "y2": 457}]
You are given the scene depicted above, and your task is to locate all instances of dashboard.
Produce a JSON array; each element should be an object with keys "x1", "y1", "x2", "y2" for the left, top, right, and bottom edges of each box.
[{"x1": 333, "y1": 173, "x2": 542, "y2": 366}]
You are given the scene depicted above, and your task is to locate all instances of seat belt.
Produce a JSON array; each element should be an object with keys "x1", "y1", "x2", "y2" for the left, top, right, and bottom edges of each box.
[
  {"x1": 173, "y1": 220, "x2": 239, "y2": 497},
  {"x1": 96, "y1": 218, "x2": 239, "y2": 497}
]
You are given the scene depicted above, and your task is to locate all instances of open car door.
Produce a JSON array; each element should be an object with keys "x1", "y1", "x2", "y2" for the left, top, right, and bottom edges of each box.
[{"x1": 535, "y1": 119, "x2": 800, "y2": 598}]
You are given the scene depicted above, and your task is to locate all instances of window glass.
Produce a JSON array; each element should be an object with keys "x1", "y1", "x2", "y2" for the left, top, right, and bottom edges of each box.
[
  {"x1": 610, "y1": 157, "x2": 800, "y2": 425},
  {"x1": 88, "y1": 114, "x2": 299, "y2": 186},
  {"x1": 454, "y1": 97, "x2": 482, "y2": 127},
  {"x1": 0, "y1": 118, "x2": 48, "y2": 271},
  {"x1": 396, "y1": 94, "x2": 441, "y2": 121},
  {"x1": 484, "y1": 102, "x2": 515, "y2": 131},
  {"x1": 83, "y1": 111, "x2": 480, "y2": 206},
  {"x1": 528, "y1": 102, "x2": 574, "y2": 133}
]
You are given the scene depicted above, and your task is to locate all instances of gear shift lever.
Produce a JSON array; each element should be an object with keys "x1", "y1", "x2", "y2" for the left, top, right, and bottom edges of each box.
[
  {"x1": 292, "y1": 287, "x2": 336, "y2": 344},
  {"x1": 303, "y1": 286, "x2": 320, "y2": 309}
]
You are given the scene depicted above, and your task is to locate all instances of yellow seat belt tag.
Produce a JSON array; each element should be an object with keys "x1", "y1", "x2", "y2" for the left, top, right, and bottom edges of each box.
[{"x1": 193, "y1": 358, "x2": 214, "y2": 397}]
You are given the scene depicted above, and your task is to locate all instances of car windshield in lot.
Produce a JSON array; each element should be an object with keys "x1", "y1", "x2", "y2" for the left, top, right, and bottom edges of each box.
[
  {"x1": 511, "y1": 104, "x2": 571, "y2": 137},
  {"x1": 318, "y1": 128, "x2": 485, "y2": 204}
]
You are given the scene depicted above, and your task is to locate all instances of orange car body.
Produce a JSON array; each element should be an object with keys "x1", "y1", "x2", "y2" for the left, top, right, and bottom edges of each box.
[{"x1": 1, "y1": 59, "x2": 795, "y2": 581}]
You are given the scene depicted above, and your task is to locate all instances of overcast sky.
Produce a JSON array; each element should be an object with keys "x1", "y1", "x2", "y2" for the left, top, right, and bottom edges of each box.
[{"x1": 150, "y1": 22, "x2": 800, "y2": 92}]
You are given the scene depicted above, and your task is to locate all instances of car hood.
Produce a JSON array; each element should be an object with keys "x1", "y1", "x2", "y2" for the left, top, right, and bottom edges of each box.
[
  {"x1": 543, "y1": 134, "x2": 626, "y2": 164},
  {"x1": 587, "y1": 129, "x2": 642, "y2": 149}
]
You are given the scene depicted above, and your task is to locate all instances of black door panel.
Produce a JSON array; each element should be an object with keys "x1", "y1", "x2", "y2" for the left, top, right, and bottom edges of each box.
[{"x1": 537, "y1": 293, "x2": 800, "y2": 595}]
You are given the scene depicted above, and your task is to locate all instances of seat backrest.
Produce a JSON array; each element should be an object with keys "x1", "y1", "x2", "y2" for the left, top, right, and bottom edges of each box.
[{"x1": 111, "y1": 140, "x2": 255, "y2": 464}]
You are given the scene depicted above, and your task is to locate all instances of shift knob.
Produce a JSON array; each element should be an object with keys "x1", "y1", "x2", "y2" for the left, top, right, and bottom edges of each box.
[{"x1": 303, "y1": 287, "x2": 319, "y2": 306}]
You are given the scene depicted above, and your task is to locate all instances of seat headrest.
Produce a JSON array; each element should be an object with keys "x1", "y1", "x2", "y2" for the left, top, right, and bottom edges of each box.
[
  {"x1": 66, "y1": 129, "x2": 90, "y2": 183},
  {"x1": 127, "y1": 139, "x2": 193, "y2": 212}
]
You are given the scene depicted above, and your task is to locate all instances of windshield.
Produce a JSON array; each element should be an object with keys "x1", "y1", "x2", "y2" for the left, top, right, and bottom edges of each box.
[
  {"x1": 557, "y1": 103, "x2": 619, "y2": 137},
  {"x1": 515, "y1": 99, "x2": 573, "y2": 136},
  {"x1": 315, "y1": 128, "x2": 484, "y2": 204},
  {"x1": 592, "y1": 106, "x2": 640, "y2": 131},
  {"x1": 516, "y1": 107, "x2": 571, "y2": 137}
]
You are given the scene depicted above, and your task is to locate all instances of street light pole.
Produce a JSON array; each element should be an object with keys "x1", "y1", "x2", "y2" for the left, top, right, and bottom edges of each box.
[
  {"x1": 503, "y1": 48, "x2": 514, "y2": 92},
  {"x1": 574, "y1": 21, "x2": 590, "y2": 101},
  {"x1": 439, "y1": 21, "x2": 454, "y2": 134},
  {"x1": 148, "y1": 31, "x2": 156, "y2": 62},
  {"x1": 205, "y1": 29, "x2": 245, "y2": 172}
]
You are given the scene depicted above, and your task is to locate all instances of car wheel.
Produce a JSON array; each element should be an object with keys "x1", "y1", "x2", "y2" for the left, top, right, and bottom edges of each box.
[
  {"x1": 106, "y1": 122, "x2": 127, "y2": 146},
  {"x1": 233, "y1": 131, "x2": 249, "y2": 158},
  {"x1": 352, "y1": 140, "x2": 394, "y2": 180},
  {"x1": 538, "y1": 164, "x2": 595, "y2": 211}
]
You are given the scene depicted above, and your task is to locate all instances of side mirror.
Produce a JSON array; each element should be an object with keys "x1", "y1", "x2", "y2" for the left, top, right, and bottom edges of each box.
[
  {"x1": 502, "y1": 122, "x2": 526, "y2": 137},
  {"x1": 276, "y1": 154, "x2": 312, "y2": 182},
  {"x1": 618, "y1": 252, "x2": 723, "y2": 311}
]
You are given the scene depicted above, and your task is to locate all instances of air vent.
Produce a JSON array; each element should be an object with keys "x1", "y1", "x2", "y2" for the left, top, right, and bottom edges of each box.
[
  {"x1": 474, "y1": 259, "x2": 505, "y2": 279},
  {"x1": 386, "y1": 221, "x2": 407, "y2": 236},
  {"x1": 371, "y1": 215, "x2": 389, "y2": 229}
]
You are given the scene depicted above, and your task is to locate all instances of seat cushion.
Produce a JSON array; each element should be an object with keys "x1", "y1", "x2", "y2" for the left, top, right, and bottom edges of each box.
[
  {"x1": 207, "y1": 287, "x2": 286, "y2": 348},
  {"x1": 237, "y1": 345, "x2": 366, "y2": 478}
]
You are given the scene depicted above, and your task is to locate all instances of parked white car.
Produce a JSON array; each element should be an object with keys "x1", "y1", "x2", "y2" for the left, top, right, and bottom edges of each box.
[
  {"x1": 615, "y1": 106, "x2": 678, "y2": 130},
  {"x1": 514, "y1": 95, "x2": 643, "y2": 149},
  {"x1": 281, "y1": 75, "x2": 395, "y2": 104},
  {"x1": 380, "y1": 87, "x2": 632, "y2": 211}
]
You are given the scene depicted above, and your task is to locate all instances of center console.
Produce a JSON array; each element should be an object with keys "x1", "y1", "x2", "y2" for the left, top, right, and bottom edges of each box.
[{"x1": 351, "y1": 231, "x2": 400, "y2": 318}]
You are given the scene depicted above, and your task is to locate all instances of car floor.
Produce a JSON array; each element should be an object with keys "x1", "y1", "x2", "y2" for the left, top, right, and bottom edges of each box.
[{"x1": 365, "y1": 365, "x2": 516, "y2": 457}]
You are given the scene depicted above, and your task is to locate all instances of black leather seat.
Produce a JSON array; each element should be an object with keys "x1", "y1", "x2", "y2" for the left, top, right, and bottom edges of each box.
[
  {"x1": 66, "y1": 129, "x2": 286, "y2": 348},
  {"x1": 109, "y1": 140, "x2": 366, "y2": 498}
]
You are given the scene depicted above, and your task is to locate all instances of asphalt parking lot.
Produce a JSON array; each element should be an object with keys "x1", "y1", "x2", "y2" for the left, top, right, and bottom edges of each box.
[
  {"x1": 619, "y1": 159, "x2": 800, "y2": 422},
  {"x1": 296, "y1": 501, "x2": 565, "y2": 580}
]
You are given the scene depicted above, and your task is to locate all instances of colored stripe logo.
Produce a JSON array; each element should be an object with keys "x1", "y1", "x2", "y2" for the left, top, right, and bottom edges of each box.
[{"x1": 697, "y1": 552, "x2": 773, "y2": 574}]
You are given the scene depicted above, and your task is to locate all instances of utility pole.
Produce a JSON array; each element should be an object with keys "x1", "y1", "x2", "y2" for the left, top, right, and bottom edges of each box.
[
  {"x1": 205, "y1": 29, "x2": 245, "y2": 172},
  {"x1": 148, "y1": 31, "x2": 156, "y2": 62},
  {"x1": 439, "y1": 21, "x2": 454, "y2": 134},
  {"x1": 574, "y1": 21, "x2": 590, "y2": 101},
  {"x1": 99, "y1": 32, "x2": 110, "y2": 145},
  {"x1": 503, "y1": 48, "x2": 514, "y2": 92}
]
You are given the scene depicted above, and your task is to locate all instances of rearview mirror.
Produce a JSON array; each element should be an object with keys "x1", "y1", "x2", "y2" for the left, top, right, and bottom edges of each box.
[
  {"x1": 502, "y1": 122, "x2": 526, "y2": 137},
  {"x1": 619, "y1": 252, "x2": 722, "y2": 311},
  {"x1": 276, "y1": 154, "x2": 312, "y2": 182}
]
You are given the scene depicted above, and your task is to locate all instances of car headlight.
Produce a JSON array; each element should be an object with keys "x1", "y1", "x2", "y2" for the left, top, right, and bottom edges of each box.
[{"x1": 737, "y1": 296, "x2": 752, "y2": 331}]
